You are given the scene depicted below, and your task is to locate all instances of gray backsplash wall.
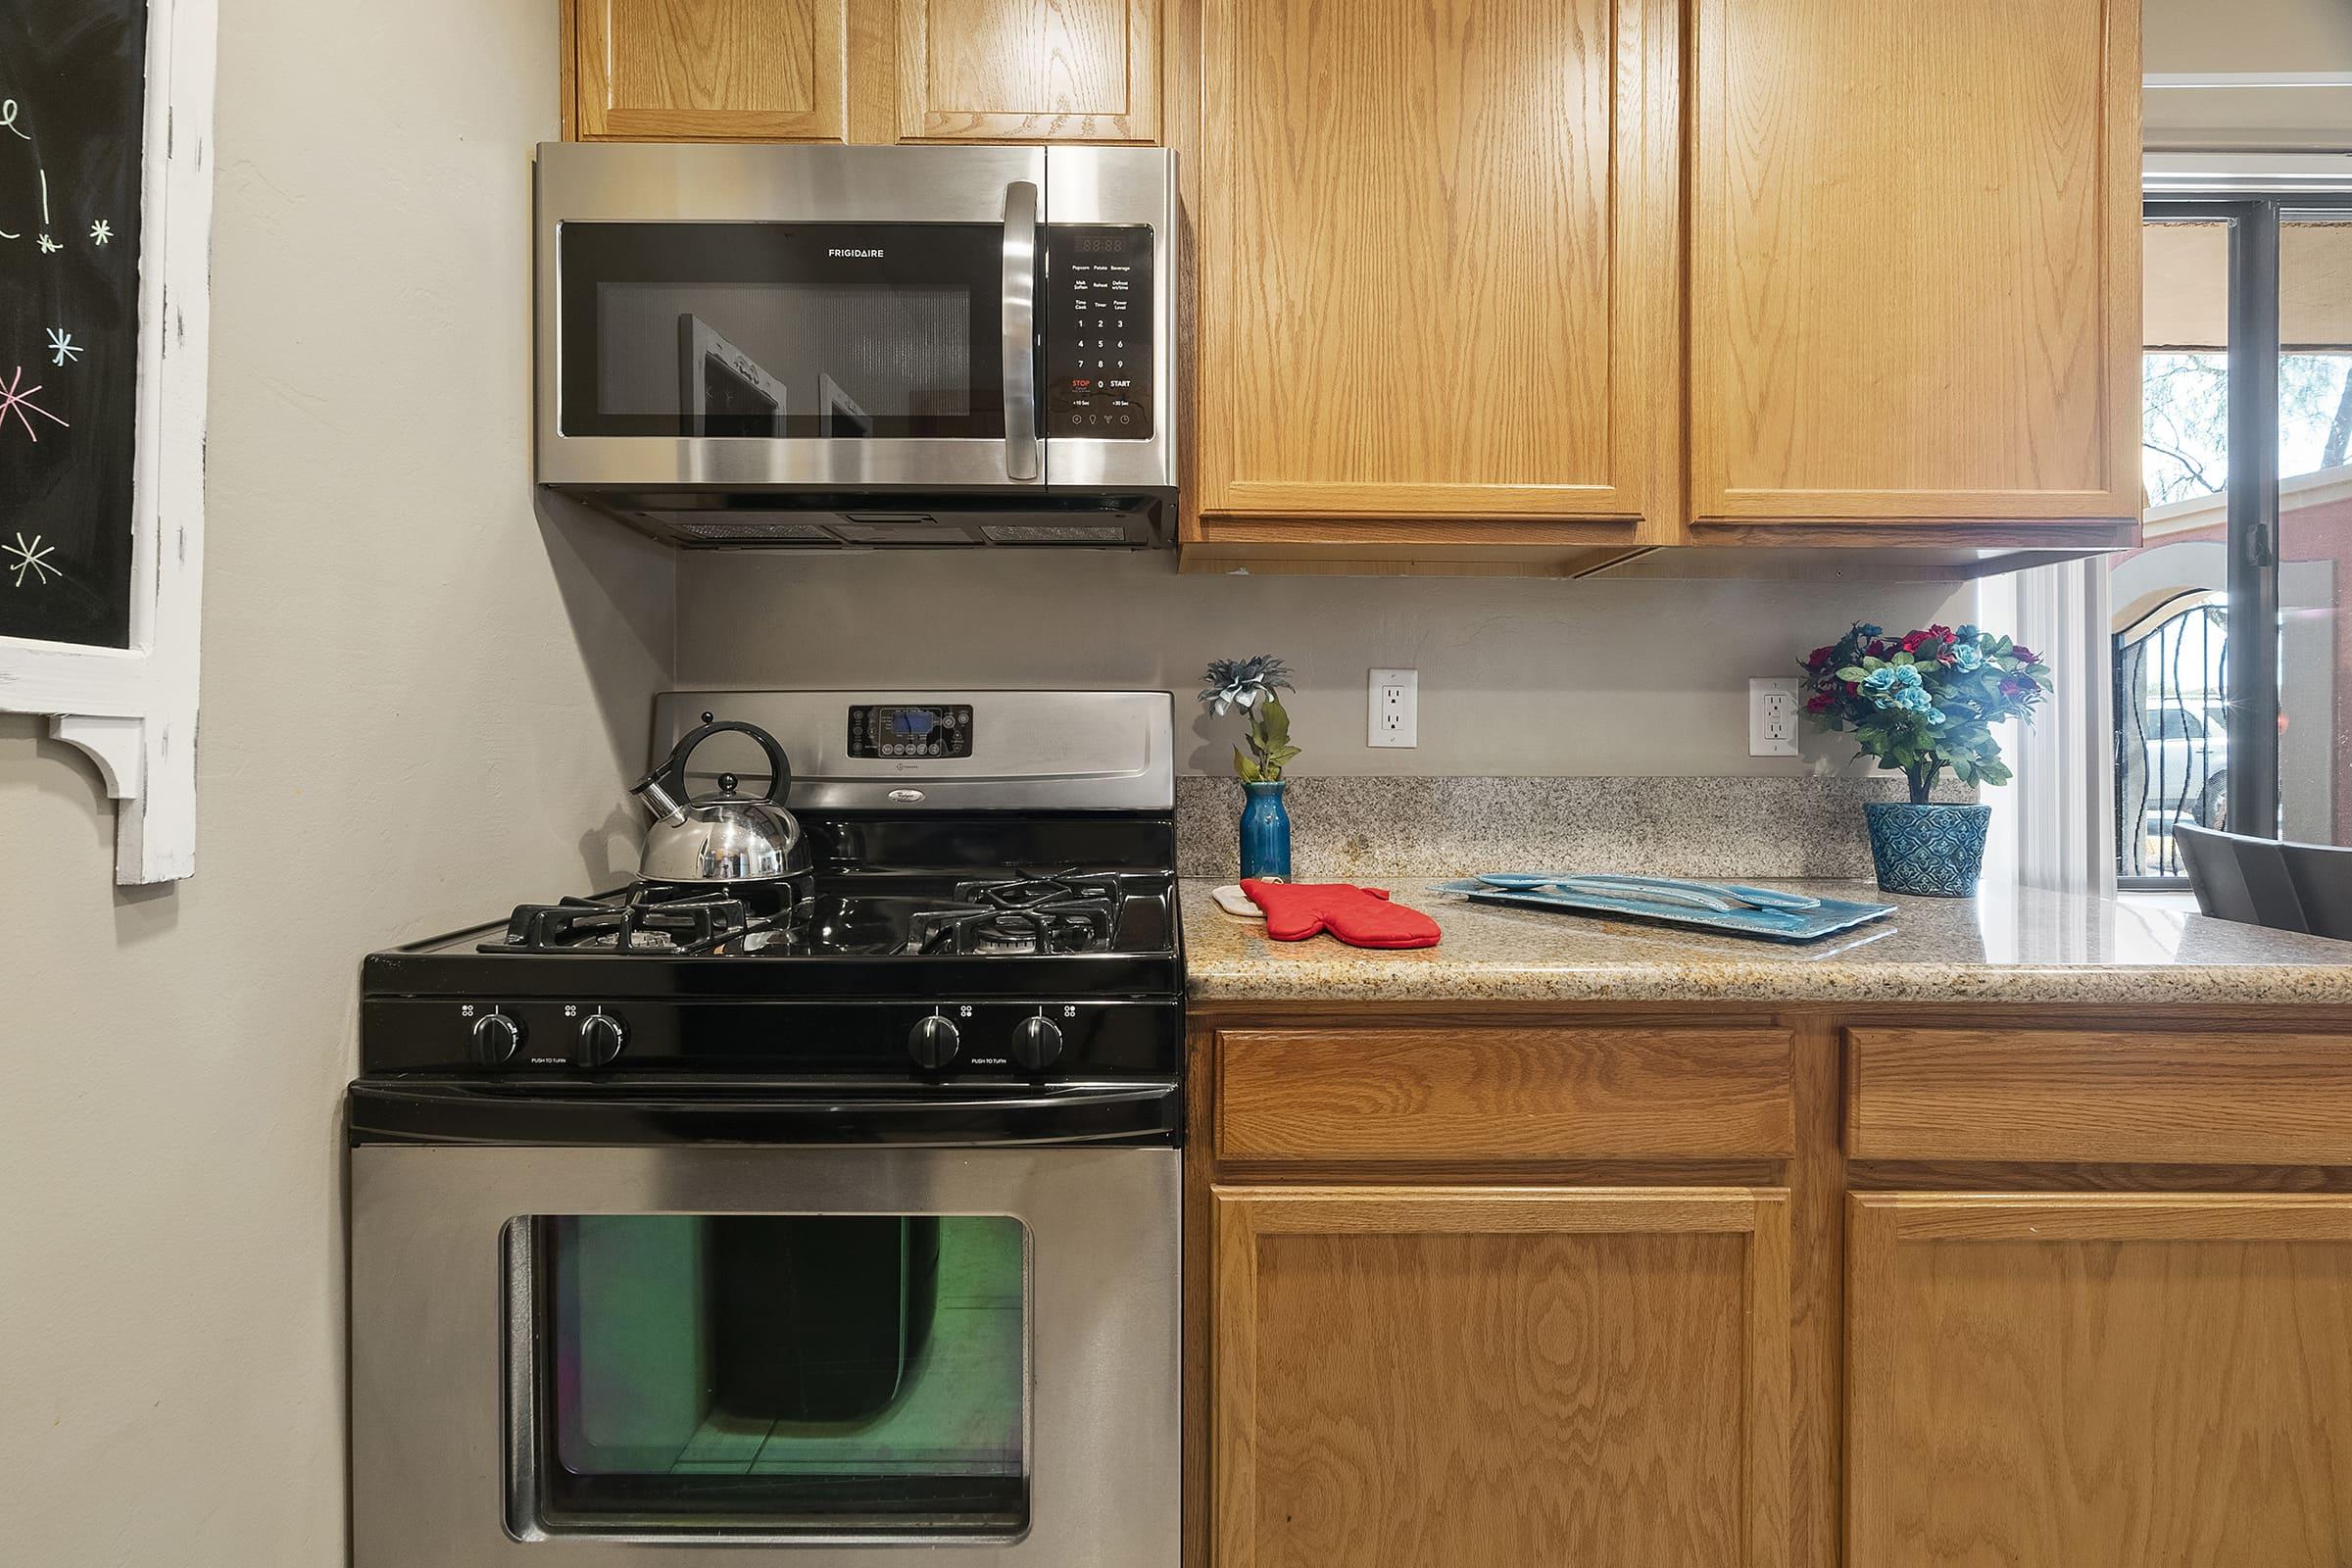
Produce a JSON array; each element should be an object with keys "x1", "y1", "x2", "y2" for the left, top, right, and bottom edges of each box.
[{"x1": 674, "y1": 548, "x2": 1970, "y2": 778}]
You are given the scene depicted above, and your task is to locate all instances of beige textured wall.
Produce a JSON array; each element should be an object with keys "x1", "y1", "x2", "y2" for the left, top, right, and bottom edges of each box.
[
  {"x1": 0, "y1": 2, "x2": 672, "y2": 1561},
  {"x1": 2144, "y1": 0, "x2": 2352, "y2": 152},
  {"x1": 674, "y1": 551, "x2": 1968, "y2": 778}
]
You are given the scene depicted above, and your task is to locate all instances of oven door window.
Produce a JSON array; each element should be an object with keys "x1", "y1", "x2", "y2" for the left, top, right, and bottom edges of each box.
[
  {"x1": 518, "y1": 1214, "x2": 1028, "y2": 1539},
  {"x1": 558, "y1": 221, "x2": 1007, "y2": 440}
]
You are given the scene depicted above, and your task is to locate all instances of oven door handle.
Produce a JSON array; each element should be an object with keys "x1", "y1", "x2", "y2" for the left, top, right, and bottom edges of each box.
[
  {"x1": 1002, "y1": 178, "x2": 1041, "y2": 481},
  {"x1": 348, "y1": 1081, "x2": 1178, "y2": 1148}
]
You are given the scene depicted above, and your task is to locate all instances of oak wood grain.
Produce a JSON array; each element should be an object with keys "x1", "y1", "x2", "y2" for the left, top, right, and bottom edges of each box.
[
  {"x1": 899, "y1": 0, "x2": 1156, "y2": 142},
  {"x1": 1689, "y1": 0, "x2": 2139, "y2": 523},
  {"x1": 1197, "y1": 0, "x2": 1681, "y2": 529},
  {"x1": 1215, "y1": 1026, "x2": 1797, "y2": 1163},
  {"x1": 1847, "y1": 1193, "x2": 2352, "y2": 1565},
  {"x1": 574, "y1": 0, "x2": 849, "y2": 141},
  {"x1": 1216, "y1": 1186, "x2": 1789, "y2": 1568},
  {"x1": 1846, "y1": 1027, "x2": 2352, "y2": 1165}
]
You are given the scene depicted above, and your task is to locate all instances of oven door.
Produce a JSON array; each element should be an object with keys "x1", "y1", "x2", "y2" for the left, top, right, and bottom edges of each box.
[
  {"x1": 536, "y1": 143, "x2": 1049, "y2": 494},
  {"x1": 349, "y1": 1086, "x2": 1178, "y2": 1567}
]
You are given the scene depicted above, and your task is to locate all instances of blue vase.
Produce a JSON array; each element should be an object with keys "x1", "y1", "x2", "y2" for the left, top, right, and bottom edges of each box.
[
  {"x1": 1864, "y1": 802, "x2": 1991, "y2": 897},
  {"x1": 1239, "y1": 779, "x2": 1293, "y2": 881}
]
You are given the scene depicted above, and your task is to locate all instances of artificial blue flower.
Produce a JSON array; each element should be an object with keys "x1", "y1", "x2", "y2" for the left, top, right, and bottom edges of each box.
[
  {"x1": 1957, "y1": 623, "x2": 1982, "y2": 642},
  {"x1": 1950, "y1": 643, "x2": 1984, "y2": 672},
  {"x1": 1891, "y1": 663, "x2": 1923, "y2": 691},
  {"x1": 1198, "y1": 655, "x2": 1295, "y2": 716},
  {"x1": 1855, "y1": 623, "x2": 1884, "y2": 638},
  {"x1": 1893, "y1": 685, "x2": 1936, "y2": 715},
  {"x1": 1861, "y1": 666, "x2": 1898, "y2": 694}
]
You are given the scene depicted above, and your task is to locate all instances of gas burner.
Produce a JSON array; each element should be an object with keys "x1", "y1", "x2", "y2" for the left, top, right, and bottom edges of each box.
[
  {"x1": 481, "y1": 884, "x2": 803, "y2": 955},
  {"x1": 909, "y1": 871, "x2": 1127, "y2": 956}
]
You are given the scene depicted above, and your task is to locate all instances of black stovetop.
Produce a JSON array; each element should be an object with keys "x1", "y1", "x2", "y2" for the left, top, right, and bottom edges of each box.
[{"x1": 357, "y1": 813, "x2": 1183, "y2": 1082}]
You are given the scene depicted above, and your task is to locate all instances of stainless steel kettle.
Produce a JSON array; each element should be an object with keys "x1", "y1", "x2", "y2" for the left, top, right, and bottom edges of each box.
[{"x1": 630, "y1": 714, "x2": 812, "y2": 884}]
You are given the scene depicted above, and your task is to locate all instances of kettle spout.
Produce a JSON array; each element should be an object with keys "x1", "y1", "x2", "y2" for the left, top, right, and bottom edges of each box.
[{"x1": 630, "y1": 772, "x2": 689, "y2": 826}]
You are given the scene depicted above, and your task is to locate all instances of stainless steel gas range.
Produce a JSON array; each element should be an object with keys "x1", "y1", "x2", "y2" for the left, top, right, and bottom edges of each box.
[{"x1": 348, "y1": 691, "x2": 1181, "y2": 1568}]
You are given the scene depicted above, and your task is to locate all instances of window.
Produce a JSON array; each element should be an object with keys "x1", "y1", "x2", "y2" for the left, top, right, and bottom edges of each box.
[
  {"x1": 2118, "y1": 196, "x2": 2352, "y2": 884},
  {"x1": 515, "y1": 1213, "x2": 1029, "y2": 1541}
]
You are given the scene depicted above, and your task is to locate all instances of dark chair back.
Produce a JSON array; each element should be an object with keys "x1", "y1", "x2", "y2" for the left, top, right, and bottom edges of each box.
[{"x1": 2176, "y1": 824, "x2": 2352, "y2": 942}]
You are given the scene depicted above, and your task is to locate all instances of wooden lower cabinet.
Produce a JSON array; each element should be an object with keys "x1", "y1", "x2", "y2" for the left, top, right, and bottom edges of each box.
[
  {"x1": 1847, "y1": 1194, "x2": 2352, "y2": 1566},
  {"x1": 1212, "y1": 1185, "x2": 1789, "y2": 1568}
]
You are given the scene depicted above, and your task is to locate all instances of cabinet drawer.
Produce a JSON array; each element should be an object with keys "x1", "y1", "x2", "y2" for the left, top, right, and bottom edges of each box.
[
  {"x1": 1846, "y1": 1028, "x2": 2352, "y2": 1165},
  {"x1": 1213, "y1": 1027, "x2": 1796, "y2": 1164}
]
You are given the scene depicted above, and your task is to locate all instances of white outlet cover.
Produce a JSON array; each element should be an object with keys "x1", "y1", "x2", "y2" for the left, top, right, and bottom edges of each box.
[
  {"x1": 1369, "y1": 667, "x2": 1419, "y2": 748},
  {"x1": 1748, "y1": 677, "x2": 1801, "y2": 758}
]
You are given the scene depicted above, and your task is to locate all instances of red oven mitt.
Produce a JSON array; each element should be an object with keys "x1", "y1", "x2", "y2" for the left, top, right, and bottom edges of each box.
[{"x1": 1240, "y1": 880, "x2": 1443, "y2": 950}]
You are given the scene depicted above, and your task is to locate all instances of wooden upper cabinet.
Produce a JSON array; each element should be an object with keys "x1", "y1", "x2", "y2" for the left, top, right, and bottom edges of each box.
[
  {"x1": 1216, "y1": 1186, "x2": 1789, "y2": 1568},
  {"x1": 572, "y1": 0, "x2": 850, "y2": 142},
  {"x1": 1195, "y1": 0, "x2": 1681, "y2": 532},
  {"x1": 1688, "y1": 0, "x2": 2140, "y2": 527},
  {"x1": 898, "y1": 0, "x2": 1157, "y2": 143},
  {"x1": 1849, "y1": 1194, "x2": 2352, "y2": 1565}
]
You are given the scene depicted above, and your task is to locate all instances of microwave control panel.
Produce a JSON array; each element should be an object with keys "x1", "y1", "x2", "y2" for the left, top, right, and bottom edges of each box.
[{"x1": 1043, "y1": 225, "x2": 1154, "y2": 439}]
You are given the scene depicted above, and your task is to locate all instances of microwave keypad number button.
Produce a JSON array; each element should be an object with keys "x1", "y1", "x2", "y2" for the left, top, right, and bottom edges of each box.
[{"x1": 1045, "y1": 226, "x2": 1153, "y2": 438}]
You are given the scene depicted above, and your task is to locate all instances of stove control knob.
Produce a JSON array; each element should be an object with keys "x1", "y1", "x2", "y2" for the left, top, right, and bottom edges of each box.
[
  {"x1": 908, "y1": 1014, "x2": 961, "y2": 1070},
  {"x1": 470, "y1": 1011, "x2": 523, "y2": 1066},
  {"x1": 575, "y1": 1012, "x2": 627, "y2": 1069},
  {"x1": 1009, "y1": 1014, "x2": 1064, "y2": 1072}
]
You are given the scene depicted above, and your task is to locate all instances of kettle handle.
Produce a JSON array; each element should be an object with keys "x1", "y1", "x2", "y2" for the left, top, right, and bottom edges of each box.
[{"x1": 632, "y1": 718, "x2": 795, "y2": 821}]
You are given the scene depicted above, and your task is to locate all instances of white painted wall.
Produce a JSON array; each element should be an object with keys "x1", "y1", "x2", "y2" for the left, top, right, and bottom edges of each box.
[
  {"x1": 0, "y1": 1, "x2": 672, "y2": 1561},
  {"x1": 674, "y1": 551, "x2": 1969, "y2": 778}
]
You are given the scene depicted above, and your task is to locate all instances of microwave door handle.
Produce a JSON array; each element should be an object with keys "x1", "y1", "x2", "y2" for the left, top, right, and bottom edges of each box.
[{"x1": 1002, "y1": 178, "x2": 1041, "y2": 481}]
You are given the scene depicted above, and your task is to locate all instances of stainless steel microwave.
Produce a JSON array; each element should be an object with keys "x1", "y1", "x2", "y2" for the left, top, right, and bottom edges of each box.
[{"x1": 533, "y1": 143, "x2": 1177, "y2": 549}]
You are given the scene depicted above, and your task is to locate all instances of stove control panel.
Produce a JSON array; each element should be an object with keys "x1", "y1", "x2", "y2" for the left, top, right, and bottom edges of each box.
[
  {"x1": 849, "y1": 704, "x2": 973, "y2": 760},
  {"x1": 365, "y1": 998, "x2": 1177, "y2": 1079},
  {"x1": 1043, "y1": 225, "x2": 1154, "y2": 439}
]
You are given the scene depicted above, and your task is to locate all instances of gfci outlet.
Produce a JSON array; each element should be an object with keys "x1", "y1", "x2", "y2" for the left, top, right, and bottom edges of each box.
[
  {"x1": 1748, "y1": 677, "x2": 1801, "y2": 758},
  {"x1": 1369, "y1": 668, "x2": 1419, "y2": 748}
]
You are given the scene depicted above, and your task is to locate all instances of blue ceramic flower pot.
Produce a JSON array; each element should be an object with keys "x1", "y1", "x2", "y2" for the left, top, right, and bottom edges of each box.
[
  {"x1": 1864, "y1": 802, "x2": 1991, "y2": 897},
  {"x1": 1240, "y1": 779, "x2": 1293, "y2": 881}
]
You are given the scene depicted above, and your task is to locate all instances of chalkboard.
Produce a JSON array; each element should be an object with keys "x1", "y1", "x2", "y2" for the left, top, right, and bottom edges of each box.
[{"x1": 0, "y1": 0, "x2": 149, "y2": 649}]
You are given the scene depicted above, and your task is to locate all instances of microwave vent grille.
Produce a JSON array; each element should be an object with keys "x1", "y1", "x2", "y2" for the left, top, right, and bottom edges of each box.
[{"x1": 665, "y1": 518, "x2": 836, "y2": 544}]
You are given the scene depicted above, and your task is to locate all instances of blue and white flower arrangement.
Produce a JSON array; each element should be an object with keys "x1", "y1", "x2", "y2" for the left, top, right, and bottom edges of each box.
[{"x1": 1198, "y1": 655, "x2": 1300, "y2": 782}]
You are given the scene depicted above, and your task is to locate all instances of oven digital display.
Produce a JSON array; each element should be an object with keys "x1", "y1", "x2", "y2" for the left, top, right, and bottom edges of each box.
[{"x1": 849, "y1": 704, "x2": 974, "y2": 760}]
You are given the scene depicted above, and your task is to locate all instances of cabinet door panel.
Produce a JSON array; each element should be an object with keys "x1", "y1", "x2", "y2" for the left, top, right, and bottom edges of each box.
[
  {"x1": 899, "y1": 0, "x2": 1157, "y2": 143},
  {"x1": 1197, "y1": 0, "x2": 1679, "y2": 526},
  {"x1": 1690, "y1": 0, "x2": 2138, "y2": 524},
  {"x1": 1215, "y1": 1187, "x2": 1788, "y2": 1568},
  {"x1": 575, "y1": 0, "x2": 849, "y2": 142},
  {"x1": 1849, "y1": 1195, "x2": 2352, "y2": 1566}
]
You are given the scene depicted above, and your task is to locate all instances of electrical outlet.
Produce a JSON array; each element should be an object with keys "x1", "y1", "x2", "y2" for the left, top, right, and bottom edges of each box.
[
  {"x1": 1368, "y1": 668, "x2": 1418, "y2": 748},
  {"x1": 1749, "y1": 677, "x2": 1801, "y2": 758}
]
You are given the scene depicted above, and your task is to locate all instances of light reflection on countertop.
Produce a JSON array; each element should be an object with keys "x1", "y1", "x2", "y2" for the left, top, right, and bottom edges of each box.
[{"x1": 1181, "y1": 878, "x2": 2352, "y2": 1005}]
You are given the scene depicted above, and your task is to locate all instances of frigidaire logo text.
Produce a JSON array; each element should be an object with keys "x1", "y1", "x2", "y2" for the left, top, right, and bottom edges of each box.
[{"x1": 828, "y1": 248, "x2": 885, "y2": 258}]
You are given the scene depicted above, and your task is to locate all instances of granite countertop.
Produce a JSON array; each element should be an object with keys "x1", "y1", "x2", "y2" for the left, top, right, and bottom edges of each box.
[{"x1": 1181, "y1": 878, "x2": 2352, "y2": 1006}]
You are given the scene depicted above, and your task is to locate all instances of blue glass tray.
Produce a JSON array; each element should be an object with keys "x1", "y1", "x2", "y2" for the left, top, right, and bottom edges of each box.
[{"x1": 1434, "y1": 877, "x2": 1896, "y2": 944}]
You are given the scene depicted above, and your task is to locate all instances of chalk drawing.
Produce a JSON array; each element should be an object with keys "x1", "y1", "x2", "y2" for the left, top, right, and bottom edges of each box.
[
  {"x1": 0, "y1": 101, "x2": 27, "y2": 140},
  {"x1": 4, "y1": 532, "x2": 60, "y2": 588},
  {"x1": 87, "y1": 219, "x2": 112, "y2": 247},
  {"x1": 0, "y1": 367, "x2": 69, "y2": 442},
  {"x1": 46, "y1": 328, "x2": 80, "y2": 366},
  {"x1": 37, "y1": 170, "x2": 49, "y2": 225},
  {"x1": 36, "y1": 234, "x2": 58, "y2": 254}
]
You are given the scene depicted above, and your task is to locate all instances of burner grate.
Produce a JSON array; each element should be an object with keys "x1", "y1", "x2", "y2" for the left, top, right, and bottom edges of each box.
[
  {"x1": 481, "y1": 885, "x2": 801, "y2": 955},
  {"x1": 911, "y1": 871, "x2": 1129, "y2": 956}
]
